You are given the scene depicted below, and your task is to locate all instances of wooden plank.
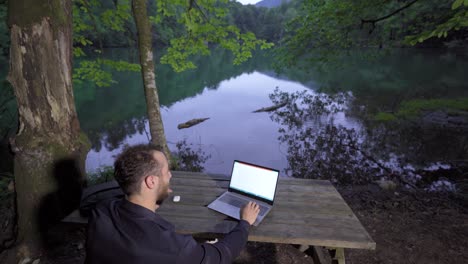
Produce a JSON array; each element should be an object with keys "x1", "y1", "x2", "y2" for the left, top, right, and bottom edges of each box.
[
  {"x1": 171, "y1": 184, "x2": 344, "y2": 200},
  {"x1": 168, "y1": 188, "x2": 352, "y2": 214},
  {"x1": 168, "y1": 191, "x2": 351, "y2": 209},
  {"x1": 160, "y1": 202, "x2": 358, "y2": 222},
  {"x1": 166, "y1": 192, "x2": 352, "y2": 210},
  {"x1": 166, "y1": 216, "x2": 375, "y2": 250}
]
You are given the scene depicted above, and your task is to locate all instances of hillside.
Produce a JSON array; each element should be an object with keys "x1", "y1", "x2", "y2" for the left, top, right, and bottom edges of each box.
[{"x1": 255, "y1": 0, "x2": 291, "y2": 8}]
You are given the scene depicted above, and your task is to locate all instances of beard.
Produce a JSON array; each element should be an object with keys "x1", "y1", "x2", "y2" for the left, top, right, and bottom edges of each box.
[{"x1": 156, "y1": 183, "x2": 170, "y2": 205}]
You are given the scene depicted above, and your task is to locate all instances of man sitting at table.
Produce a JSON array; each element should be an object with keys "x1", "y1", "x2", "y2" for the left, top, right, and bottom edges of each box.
[{"x1": 85, "y1": 144, "x2": 260, "y2": 264}]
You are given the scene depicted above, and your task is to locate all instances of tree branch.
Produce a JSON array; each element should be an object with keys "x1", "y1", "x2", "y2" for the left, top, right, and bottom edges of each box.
[
  {"x1": 188, "y1": 0, "x2": 210, "y2": 23},
  {"x1": 344, "y1": 140, "x2": 419, "y2": 189},
  {"x1": 361, "y1": 0, "x2": 421, "y2": 33},
  {"x1": 83, "y1": 0, "x2": 104, "y2": 53}
]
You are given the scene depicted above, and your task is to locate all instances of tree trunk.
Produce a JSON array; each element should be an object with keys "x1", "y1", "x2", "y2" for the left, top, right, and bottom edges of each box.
[
  {"x1": 7, "y1": 0, "x2": 89, "y2": 259},
  {"x1": 131, "y1": 0, "x2": 171, "y2": 161}
]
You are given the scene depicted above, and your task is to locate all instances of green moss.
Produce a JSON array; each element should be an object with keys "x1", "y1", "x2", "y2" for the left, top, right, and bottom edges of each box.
[
  {"x1": 46, "y1": 142, "x2": 69, "y2": 158},
  {"x1": 397, "y1": 98, "x2": 468, "y2": 118},
  {"x1": 8, "y1": 0, "x2": 69, "y2": 29},
  {"x1": 374, "y1": 112, "x2": 397, "y2": 122},
  {"x1": 78, "y1": 132, "x2": 91, "y2": 151}
]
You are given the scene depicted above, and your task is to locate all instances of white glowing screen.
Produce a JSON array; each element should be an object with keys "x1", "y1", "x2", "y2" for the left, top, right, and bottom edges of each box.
[{"x1": 229, "y1": 161, "x2": 279, "y2": 201}]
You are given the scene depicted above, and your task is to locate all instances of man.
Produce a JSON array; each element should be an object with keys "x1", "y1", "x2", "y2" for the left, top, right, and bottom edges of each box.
[{"x1": 86, "y1": 144, "x2": 260, "y2": 264}]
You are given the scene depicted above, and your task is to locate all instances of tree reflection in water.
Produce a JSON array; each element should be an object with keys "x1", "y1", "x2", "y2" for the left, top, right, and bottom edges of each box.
[{"x1": 268, "y1": 89, "x2": 468, "y2": 190}]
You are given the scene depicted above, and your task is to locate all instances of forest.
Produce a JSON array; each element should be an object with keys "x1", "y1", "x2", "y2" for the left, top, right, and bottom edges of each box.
[{"x1": 0, "y1": 0, "x2": 467, "y2": 263}]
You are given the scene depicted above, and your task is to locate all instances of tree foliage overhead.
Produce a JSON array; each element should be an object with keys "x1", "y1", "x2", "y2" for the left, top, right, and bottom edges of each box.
[
  {"x1": 405, "y1": 0, "x2": 468, "y2": 45},
  {"x1": 278, "y1": 0, "x2": 468, "y2": 66},
  {"x1": 72, "y1": 0, "x2": 273, "y2": 82},
  {"x1": 156, "y1": 0, "x2": 273, "y2": 72}
]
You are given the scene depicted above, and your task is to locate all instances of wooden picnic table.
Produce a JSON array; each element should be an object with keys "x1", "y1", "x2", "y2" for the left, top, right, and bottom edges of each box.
[{"x1": 64, "y1": 171, "x2": 375, "y2": 264}]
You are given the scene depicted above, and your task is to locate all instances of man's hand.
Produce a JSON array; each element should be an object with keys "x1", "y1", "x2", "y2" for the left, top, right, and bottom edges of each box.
[{"x1": 240, "y1": 201, "x2": 260, "y2": 226}]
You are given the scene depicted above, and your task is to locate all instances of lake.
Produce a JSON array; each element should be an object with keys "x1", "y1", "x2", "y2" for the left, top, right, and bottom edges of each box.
[{"x1": 64, "y1": 48, "x2": 468, "y2": 187}]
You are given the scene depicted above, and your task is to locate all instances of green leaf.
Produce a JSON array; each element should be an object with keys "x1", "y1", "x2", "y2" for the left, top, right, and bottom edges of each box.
[{"x1": 452, "y1": 0, "x2": 464, "y2": 9}]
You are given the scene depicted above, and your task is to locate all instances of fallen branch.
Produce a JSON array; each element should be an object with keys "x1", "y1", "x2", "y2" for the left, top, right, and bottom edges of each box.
[
  {"x1": 252, "y1": 102, "x2": 287, "y2": 113},
  {"x1": 345, "y1": 141, "x2": 419, "y2": 189},
  {"x1": 177, "y1": 118, "x2": 210, "y2": 129}
]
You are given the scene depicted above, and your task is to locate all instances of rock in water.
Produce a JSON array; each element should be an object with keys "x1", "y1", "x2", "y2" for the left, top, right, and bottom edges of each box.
[
  {"x1": 377, "y1": 179, "x2": 397, "y2": 190},
  {"x1": 177, "y1": 118, "x2": 210, "y2": 129}
]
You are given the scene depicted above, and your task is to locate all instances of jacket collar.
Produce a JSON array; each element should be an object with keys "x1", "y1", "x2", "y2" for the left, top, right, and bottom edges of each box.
[{"x1": 120, "y1": 198, "x2": 174, "y2": 230}]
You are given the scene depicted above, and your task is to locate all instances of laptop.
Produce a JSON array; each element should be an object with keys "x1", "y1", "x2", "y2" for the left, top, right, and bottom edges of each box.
[{"x1": 207, "y1": 160, "x2": 280, "y2": 226}]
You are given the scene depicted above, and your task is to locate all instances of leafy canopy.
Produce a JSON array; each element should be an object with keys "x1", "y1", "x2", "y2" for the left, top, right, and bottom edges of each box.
[
  {"x1": 278, "y1": 0, "x2": 468, "y2": 66},
  {"x1": 72, "y1": 0, "x2": 273, "y2": 86},
  {"x1": 155, "y1": 0, "x2": 273, "y2": 72}
]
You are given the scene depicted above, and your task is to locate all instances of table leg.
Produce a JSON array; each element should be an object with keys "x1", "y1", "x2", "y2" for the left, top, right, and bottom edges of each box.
[
  {"x1": 327, "y1": 247, "x2": 345, "y2": 264},
  {"x1": 299, "y1": 244, "x2": 309, "y2": 252},
  {"x1": 311, "y1": 246, "x2": 332, "y2": 264}
]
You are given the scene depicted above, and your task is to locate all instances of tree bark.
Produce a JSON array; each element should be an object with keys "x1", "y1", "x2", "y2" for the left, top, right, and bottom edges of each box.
[
  {"x1": 7, "y1": 0, "x2": 89, "y2": 259},
  {"x1": 131, "y1": 0, "x2": 171, "y2": 160}
]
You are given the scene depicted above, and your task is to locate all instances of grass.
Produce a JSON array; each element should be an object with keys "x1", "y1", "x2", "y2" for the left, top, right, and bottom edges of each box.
[
  {"x1": 398, "y1": 98, "x2": 468, "y2": 117},
  {"x1": 374, "y1": 112, "x2": 397, "y2": 121},
  {"x1": 374, "y1": 98, "x2": 468, "y2": 121}
]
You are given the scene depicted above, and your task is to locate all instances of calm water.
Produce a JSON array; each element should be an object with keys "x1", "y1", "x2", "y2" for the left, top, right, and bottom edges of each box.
[
  {"x1": 72, "y1": 48, "x2": 468, "y2": 185},
  {"x1": 84, "y1": 72, "x2": 312, "y2": 174}
]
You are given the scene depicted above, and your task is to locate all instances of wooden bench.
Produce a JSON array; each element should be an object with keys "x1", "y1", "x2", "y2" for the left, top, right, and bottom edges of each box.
[{"x1": 64, "y1": 171, "x2": 376, "y2": 263}]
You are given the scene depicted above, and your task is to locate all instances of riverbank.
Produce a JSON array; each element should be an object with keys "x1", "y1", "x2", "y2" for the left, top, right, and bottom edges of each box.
[{"x1": 1, "y1": 184, "x2": 466, "y2": 264}]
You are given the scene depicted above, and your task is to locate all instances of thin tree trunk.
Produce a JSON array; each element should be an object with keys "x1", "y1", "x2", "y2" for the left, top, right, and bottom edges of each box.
[
  {"x1": 7, "y1": 0, "x2": 89, "y2": 259},
  {"x1": 131, "y1": 0, "x2": 171, "y2": 160}
]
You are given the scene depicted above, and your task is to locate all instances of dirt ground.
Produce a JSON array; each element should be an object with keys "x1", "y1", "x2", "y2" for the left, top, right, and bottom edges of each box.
[{"x1": 1, "y1": 185, "x2": 467, "y2": 264}]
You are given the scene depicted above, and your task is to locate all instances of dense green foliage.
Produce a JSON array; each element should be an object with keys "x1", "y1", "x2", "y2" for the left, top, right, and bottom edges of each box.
[
  {"x1": 228, "y1": 1, "x2": 298, "y2": 43},
  {"x1": 279, "y1": 0, "x2": 468, "y2": 66},
  {"x1": 72, "y1": 0, "x2": 273, "y2": 82}
]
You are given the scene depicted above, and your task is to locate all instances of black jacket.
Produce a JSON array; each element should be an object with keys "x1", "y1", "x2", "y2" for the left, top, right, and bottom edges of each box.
[{"x1": 85, "y1": 198, "x2": 250, "y2": 264}]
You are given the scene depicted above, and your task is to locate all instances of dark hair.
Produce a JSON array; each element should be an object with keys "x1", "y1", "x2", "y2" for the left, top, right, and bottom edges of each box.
[{"x1": 114, "y1": 144, "x2": 163, "y2": 195}]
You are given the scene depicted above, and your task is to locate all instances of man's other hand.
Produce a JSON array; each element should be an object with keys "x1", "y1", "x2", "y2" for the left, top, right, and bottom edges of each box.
[{"x1": 240, "y1": 201, "x2": 260, "y2": 226}]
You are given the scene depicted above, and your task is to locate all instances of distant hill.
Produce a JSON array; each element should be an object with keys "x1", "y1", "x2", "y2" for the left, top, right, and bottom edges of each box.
[{"x1": 255, "y1": 0, "x2": 291, "y2": 8}]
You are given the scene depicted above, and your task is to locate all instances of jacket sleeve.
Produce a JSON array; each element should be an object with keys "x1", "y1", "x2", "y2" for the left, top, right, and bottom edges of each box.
[{"x1": 177, "y1": 220, "x2": 250, "y2": 264}]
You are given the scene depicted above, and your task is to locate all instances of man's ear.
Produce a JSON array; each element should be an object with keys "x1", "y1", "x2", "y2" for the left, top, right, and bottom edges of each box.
[{"x1": 144, "y1": 175, "x2": 159, "y2": 189}]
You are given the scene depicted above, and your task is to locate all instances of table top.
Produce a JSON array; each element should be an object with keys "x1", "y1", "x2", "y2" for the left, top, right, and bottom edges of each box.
[
  {"x1": 159, "y1": 171, "x2": 375, "y2": 250},
  {"x1": 64, "y1": 171, "x2": 375, "y2": 250}
]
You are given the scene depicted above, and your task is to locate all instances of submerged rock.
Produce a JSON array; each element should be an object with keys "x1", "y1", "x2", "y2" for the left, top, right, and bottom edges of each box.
[
  {"x1": 377, "y1": 179, "x2": 397, "y2": 190},
  {"x1": 177, "y1": 118, "x2": 210, "y2": 129}
]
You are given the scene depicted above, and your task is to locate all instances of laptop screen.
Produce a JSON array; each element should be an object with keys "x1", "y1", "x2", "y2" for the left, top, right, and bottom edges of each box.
[{"x1": 229, "y1": 160, "x2": 279, "y2": 202}]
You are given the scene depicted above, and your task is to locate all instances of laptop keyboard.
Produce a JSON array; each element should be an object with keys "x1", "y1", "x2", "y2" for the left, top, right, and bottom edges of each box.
[{"x1": 219, "y1": 195, "x2": 269, "y2": 216}]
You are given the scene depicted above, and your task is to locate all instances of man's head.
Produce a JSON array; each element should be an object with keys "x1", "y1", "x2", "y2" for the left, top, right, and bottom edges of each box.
[{"x1": 114, "y1": 144, "x2": 172, "y2": 206}]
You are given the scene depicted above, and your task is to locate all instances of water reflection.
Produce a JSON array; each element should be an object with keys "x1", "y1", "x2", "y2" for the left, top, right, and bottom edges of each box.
[
  {"x1": 74, "y1": 48, "x2": 277, "y2": 152},
  {"x1": 269, "y1": 89, "x2": 468, "y2": 189},
  {"x1": 85, "y1": 72, "x2": 310, "y2": 174},
  {"x1": 74, "y1": 48, "x2": 468, "y2": 183}
]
